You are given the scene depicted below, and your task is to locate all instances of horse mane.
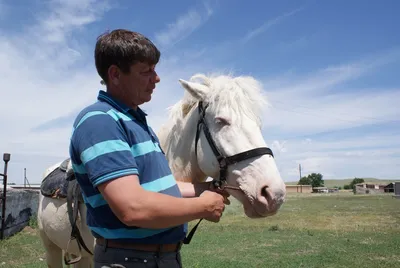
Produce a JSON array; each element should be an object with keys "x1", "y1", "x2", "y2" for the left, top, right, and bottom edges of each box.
[
  {"x1": 158, "y1": 73, "x2": 269, "y2": 181},
  {"x1": 167, "y1": 73, "x2": 269, "y2": 126}
]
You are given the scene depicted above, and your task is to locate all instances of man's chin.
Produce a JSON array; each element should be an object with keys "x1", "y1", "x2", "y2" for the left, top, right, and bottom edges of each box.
[{"x1": 144, "y1": 95, "x2": 152, "y2": 102}]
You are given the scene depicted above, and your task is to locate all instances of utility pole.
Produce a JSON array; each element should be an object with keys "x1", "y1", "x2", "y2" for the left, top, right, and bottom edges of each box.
[
  {"x1": 24, "y1": 168, "x2": 30, "y2": 187},
  {"x1": 299, "y1": 164, "x2": 302, "y2": 180}
]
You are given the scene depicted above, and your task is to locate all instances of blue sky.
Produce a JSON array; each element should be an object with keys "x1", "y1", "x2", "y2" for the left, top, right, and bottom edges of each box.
[{"x1": 0, "y1": 0, "x2": 399, "y2": 184}]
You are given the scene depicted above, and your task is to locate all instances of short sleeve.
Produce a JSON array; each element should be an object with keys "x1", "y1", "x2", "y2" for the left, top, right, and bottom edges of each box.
[{"x1": 69, "y1": 111, "x2": 139, "y2": 187}]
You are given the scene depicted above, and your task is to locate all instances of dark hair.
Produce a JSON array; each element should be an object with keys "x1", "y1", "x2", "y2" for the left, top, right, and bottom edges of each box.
[{"x1": 94, "y1": 29, "x2": 160, "y2": 84}]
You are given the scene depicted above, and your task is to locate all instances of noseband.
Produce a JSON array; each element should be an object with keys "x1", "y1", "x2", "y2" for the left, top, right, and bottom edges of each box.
[{"x1": 194, "y1": 101, "x2": 274, "y2": 190}]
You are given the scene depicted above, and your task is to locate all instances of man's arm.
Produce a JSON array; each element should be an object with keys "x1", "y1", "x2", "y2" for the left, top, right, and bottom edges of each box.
[
  {"x1": 71, "y1": 113, "x2": 225, "y2": 229},
  {"x1": 176, "y1": 181, "x2": 211, "y2": 198},
  {"x1": 98, "y1": 175, "x2": 225, "y2": 229}
]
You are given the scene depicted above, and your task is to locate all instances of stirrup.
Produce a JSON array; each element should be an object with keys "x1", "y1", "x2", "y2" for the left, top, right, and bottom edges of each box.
[{"x1": 63, "y1": 238, "x2": 82, "y2": 265}]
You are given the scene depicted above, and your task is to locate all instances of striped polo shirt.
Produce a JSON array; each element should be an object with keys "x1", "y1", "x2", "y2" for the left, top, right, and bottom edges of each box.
[{"x1": 69, "y1": 90, "x2": 187, "y2": 244}]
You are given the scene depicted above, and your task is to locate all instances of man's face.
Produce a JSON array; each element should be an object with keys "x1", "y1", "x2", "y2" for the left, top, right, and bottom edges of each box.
[{"x1": 118, "y1": 61, "x2": 161, "y2": 107}]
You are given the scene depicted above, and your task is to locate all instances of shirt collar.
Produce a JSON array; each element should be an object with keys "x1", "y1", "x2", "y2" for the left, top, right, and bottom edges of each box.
[{"x1": 97, "y1": 90, "x2": 148, "y2": 118}]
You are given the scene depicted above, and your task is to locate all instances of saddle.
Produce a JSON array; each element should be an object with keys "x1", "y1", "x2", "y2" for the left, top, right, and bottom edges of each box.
[
  {"x1": 40, "y1": 158, "x2": 93, "y2": 265},
  {"x1": 41, "y1": 158, "x2": 80, "y2": 200}
]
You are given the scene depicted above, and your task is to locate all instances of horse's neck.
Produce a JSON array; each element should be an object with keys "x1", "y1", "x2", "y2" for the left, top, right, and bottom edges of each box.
[{"x1": 158, "y1": 103, "x2": 207, "y2": 183}]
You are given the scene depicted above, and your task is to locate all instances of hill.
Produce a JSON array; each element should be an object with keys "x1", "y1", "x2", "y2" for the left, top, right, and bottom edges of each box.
[{"x1": 285, "y1": 177, "x2": 399, "y2": 188}]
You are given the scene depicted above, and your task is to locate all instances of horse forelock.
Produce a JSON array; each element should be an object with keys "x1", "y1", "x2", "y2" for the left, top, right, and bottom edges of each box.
[{"x1": 193, "y1": 73, "x2": 268, "y2": 127}]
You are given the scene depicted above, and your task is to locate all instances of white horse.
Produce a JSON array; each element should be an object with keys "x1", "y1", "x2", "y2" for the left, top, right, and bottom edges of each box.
[{"x1": 37, "y1": 73, "x2": 286, "y2": 268}]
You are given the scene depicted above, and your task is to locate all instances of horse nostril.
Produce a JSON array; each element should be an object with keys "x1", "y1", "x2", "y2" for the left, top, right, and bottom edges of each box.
[{"x1": 261, "y1": 186, "x2": 271, "y2": 202}]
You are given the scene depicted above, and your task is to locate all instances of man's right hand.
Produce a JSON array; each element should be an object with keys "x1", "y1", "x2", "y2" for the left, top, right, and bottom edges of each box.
[{"x1": 199, "y1": 190, "x2": 226, "y2": 222}]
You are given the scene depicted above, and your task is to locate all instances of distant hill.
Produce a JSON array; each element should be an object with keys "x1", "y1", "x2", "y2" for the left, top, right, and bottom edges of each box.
[{"x1": 285, "y1": 178, "x2": 399, "y2": 188}]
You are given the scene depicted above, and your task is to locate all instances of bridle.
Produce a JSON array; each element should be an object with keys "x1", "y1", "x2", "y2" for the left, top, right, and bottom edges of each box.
[
  {"x1": 194, "y1": 101, "x2": 274, "y2": 191},
  {"x1": 183, "y1": 101, "x2": 275, "y2": 245}
]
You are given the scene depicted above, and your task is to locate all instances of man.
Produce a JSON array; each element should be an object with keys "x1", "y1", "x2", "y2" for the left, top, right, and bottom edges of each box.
[{"x1": 69, "y1": 29, "x2": 227, "y2": 268}]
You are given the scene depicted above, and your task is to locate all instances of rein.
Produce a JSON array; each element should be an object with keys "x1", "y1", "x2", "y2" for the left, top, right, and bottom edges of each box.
[{"x1": 183, "y1": 101, "x2": 274, "y2": 244}]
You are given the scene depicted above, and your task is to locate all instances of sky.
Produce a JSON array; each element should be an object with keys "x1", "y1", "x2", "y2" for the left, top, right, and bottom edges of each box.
[{"x1": 0, "y1": 0, "x2": 399, "y2": 185}]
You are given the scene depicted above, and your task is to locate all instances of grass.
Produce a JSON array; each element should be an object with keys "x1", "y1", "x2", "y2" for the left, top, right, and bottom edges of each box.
[{"x1": 1, "y1": 192, "x2": 399, "y2": 267}]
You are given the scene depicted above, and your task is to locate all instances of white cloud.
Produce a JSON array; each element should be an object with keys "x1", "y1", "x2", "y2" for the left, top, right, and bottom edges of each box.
[
  {"x1": 262, "y1": 50, "x2": 400, "y2": 135},
  {"x1": 0, "y1": 1, "x2": 398, "y2": 187},
  {"x1": 0, "y1": 0, "x2": 111, "y2": 184},
  {"x1": 271, "y1": 140, "x2": 287, "y2": 154},
  {"x1": 147, "y1": 49, "x2": 400, "y2": 182},
  {"x1": 259, "y1": 49, "x2": 400, "y2": 181},
  {"x1": 154, "y1": 2, "x2": 214, "y2": 49},
  {"x1": 34, "y1": 0, "x2": 110, "y2": 44},
  {"x1": 242, "y1": 7, "x2": 304, "y2": 43},
  {"x1": 272, "y1": 133, "x2": 400, "y2": 182},
  {"x1": 0, "y1": 0, "x2": 217, "y2": 185}
]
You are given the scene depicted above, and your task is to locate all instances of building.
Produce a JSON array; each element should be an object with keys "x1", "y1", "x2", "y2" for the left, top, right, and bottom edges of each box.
[
  {"x1": 312, "y1": 187, "x2": 328, "y2": 193},
  {"x1": 384, "y1": 183, "x2": 395, "y2": 193},
  {"x1": 286, "y1": 184, "x2": 312, "y2": 193},
  {"x1": 354, "y1": 182, "x2": 387, "y2": 194},
  {"x1": 311, "y1": 187, "x2": 339, "y2": 193},
  {"x1": 394, "y1": 182, "x2": 400, "y2": 199}
]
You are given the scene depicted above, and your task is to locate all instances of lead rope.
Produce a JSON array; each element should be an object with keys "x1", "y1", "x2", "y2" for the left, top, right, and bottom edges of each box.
[{"x1": 182, "y1": 218, "x2": 203, "y2": 244}]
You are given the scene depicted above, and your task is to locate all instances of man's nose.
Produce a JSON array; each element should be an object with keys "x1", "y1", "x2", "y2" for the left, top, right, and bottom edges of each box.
[{"x1": 153, "y1": 71, "x2": 160, "y2": 83}]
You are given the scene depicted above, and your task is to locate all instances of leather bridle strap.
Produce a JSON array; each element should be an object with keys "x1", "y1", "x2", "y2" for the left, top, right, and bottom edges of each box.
[
  {"x1": 183, "y1": 101, "x2": 275, "y2": 245},
  {"x1": 194, "y1": 101, "x2": 274, "y2": 188}
]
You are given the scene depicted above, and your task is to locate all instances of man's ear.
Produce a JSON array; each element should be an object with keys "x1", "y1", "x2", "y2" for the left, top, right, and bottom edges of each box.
[
  {"x1": 108, "y1": 65, "x2": 121, "y2": 86},
  {"x1": 179, "y1": 79, "x2": 209, "y2": 100}
]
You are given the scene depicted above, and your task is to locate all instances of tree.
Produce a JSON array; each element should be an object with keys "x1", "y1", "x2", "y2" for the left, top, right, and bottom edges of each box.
[
  {"x1": 298, "y1": 176, "x2": 312, "y2": 185},
  {"x1": 349, "y1": 177, "x2": 364, "y2": 190},
  {"x1": 343, "y1": 184, "x2": 351, "y2": 190},
  {"x1": 298, "y1": 173, "x2": 324, "y2": 188}
]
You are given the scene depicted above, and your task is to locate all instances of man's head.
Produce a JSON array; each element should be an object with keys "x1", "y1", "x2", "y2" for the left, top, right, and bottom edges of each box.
[{"x1": 95, "y1": 29, "x2": 161, "y2": 108}]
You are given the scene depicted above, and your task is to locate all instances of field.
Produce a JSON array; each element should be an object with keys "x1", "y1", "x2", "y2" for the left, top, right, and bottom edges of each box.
[
  {"x1": 1, "y1": 192, "x2": 399, "y2": 267},
  {"x1": 285, "y1": 178, "x2": 400, "y2": 188}
]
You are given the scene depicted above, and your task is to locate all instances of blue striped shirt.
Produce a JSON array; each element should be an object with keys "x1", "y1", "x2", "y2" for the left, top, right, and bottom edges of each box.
[{"x1": 69, "y1": 90, "x2": 187, "y2": 244}]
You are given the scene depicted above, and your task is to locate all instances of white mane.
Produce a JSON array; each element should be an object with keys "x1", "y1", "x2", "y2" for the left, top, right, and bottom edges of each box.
[
  {"x1": 157, "y1": 73, "x2": 270, "y2": 181},
  {"x1": 167, "y1": 73, "x2": 269, "y2": 126}
]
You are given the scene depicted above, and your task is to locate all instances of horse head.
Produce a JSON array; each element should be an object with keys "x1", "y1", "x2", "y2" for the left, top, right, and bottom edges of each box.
[{"x1": 158, "y1": 73, "x2": 286, "y2": 218}]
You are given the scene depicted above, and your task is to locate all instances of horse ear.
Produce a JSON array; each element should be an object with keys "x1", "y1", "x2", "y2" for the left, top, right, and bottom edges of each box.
[{"x1": 179, "y1": 79, "x2": 209, "y2": 100}]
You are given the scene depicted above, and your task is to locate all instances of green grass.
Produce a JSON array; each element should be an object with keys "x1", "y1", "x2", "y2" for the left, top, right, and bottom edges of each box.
[
  {"x1": 286, "y1": 178, "x2": 400, "y2": 188},
  {"x1": 1, "y1": 192, "x2": 399, "y2": 267},
  {"x1": 181, "y1": 193, "x2": 400, "y2": 268}
]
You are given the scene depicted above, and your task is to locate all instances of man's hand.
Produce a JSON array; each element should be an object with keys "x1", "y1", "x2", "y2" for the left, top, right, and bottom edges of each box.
[
  {"x1": 198, "y1": 190, "x2": 226, "y2": 223},
  {"x1": 208, "y1": 183, "x2": 231, "y2": 205},
  {"x1": 194, "y1": 181, "x2": 231, "y2": 204}
]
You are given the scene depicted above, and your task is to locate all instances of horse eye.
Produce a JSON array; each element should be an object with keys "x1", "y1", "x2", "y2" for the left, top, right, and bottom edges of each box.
[{"x1": 215, "y1": 117, "x2": 230, "y2": 125}]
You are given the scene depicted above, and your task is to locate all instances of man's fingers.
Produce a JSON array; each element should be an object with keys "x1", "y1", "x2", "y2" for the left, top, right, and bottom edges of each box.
[{"x1": 213, "y1": 188, "x2": 230, "y2": 196}]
